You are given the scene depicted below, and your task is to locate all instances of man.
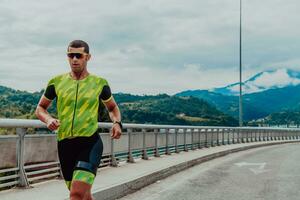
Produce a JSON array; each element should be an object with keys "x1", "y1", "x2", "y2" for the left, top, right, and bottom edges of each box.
[{"x1": 35, "y1": 40, "x2": 122, "y2": 200}]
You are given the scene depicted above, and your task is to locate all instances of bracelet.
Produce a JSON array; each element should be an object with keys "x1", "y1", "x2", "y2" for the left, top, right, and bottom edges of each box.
[{"x1": 113, "y1": 121, "x2": 123, "y2": 129}]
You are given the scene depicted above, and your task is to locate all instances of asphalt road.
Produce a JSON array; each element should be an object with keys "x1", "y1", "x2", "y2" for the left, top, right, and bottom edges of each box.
[{"x1": 118, "y1": 143, "x2": 300, "y2": 200}]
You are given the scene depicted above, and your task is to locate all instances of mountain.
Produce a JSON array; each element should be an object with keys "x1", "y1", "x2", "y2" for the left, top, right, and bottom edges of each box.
[
  {"x1": 0, "y1": 86, "x2": 238, "y2": 127},
  {"x1": 115, "y1": 94, "x2": 237, "y2": 126},
  {"x1": 212, "y1": 68, "x2": 300, "y2": 96},
  {"x1": 0, "y1": 86, "x2": 46, "y2": 119},
  {"x1": 176, "y1": 69, "x2": 300, "y2": 121},
  {"x1": 256, "y1": 111, "x2": 300, "y2": 127}
]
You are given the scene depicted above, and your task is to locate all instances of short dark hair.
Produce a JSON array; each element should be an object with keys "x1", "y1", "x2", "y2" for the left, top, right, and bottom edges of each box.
[{"x1": 68, "y1": 40, "x2": 89, "y2": 53}]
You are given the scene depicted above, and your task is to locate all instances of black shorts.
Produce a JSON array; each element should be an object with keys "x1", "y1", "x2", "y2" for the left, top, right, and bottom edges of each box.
[{"x1": 57, "y1": 132, "x2": 103, "y2": 182}]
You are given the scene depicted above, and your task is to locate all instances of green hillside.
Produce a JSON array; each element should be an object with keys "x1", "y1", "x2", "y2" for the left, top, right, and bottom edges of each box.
[
  {"x1": 176, "y1": 85, "x2": 300, "y2": 121},
  {"x1": 252, "y1": 111, "x2": 300, "y2": 127},
  {"x1": 0, "y1": 86, "x2": 43, "y2": 119},
  {"x1": 0, "y1": 85, "x2": 238, "y2": 130},
  {"x1": 115, "y1": 94, "x2": 238, "y2": 126}
]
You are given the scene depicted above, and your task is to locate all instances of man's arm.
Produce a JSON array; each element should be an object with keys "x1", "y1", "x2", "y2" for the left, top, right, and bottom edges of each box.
[
  {"x1": 103, "y1": 96, "x2": 122, "y2": 139},
  {"x1": 35, "y1": 96, "x2": 60, "y2": 131}
]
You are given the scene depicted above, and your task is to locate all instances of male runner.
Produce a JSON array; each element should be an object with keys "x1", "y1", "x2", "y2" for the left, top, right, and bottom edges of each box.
[{"x1": 35, "y1": 40, "x2": 122, "y2": 200}]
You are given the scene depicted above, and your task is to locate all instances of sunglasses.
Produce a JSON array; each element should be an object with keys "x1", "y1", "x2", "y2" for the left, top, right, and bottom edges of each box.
[{"x1": 67, "y1": 53, "x2": 86, "y2": 59}]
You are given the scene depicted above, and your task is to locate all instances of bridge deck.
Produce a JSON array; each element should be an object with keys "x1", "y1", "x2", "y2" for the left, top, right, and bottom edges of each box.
[{"x1": 0, "y1": 140, "x2": 297, "y2": 200}]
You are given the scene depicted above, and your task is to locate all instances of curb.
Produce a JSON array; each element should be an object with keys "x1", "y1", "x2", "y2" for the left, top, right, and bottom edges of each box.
[{"x1": 93, "y1": 140, "x2": 300, "y2": 200}]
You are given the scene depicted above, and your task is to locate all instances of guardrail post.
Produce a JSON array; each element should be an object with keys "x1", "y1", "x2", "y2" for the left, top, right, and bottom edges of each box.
[
  {"x1": 227, "y1": 128, "x2": 231, "y2": 144},
  {"x1": 165, "y1": 128, "x2": 171, "y2": 155},
  {"x1": 246, "y1": 129, "x2": 249, "y2": 143},
  {"x1": 231, "y1": 129, "x2": 235, "y2": 144},
  {"x1": 222, "y1": 129, "x2": 225, "y2": 145},
  {"x1": 110, "y1": 137, "x2": 118, "y2": 167},
  {"x1": 142, "y1": 128, "x2": 149, "y2": 160},
  {"x1": 205, "y1": 129, "x2": 209, "y2": 148},
  {"x1": 284, "y1": 130, "x2": 287, "y2": 140},
  {"x1": 184, "y1": 129, "x2": 188, "y2": 151},
  {"x1": 241, "y1": 129, "x2": 245, "y2": 143},
  {"x1": 127, "y1": 129, "x2": 135, "y2": 163},
  {"x1": 281, "y1": 130, "x2": 284, "y2": 140},
  {"x1": 191, "y1": 129, "x2": 195, "y2": 150},
  {"x1": 16, "y1": 128, "x2": 29, "y2": 188},
  {"x1": 217, "y1": 128, "x2": 220, "y2": 146},
  {"x1": 175, "y1": 129, "x2": 180, "y2": 153},
  {"x1": 198, "y1": 129, "x2": 202, "y2": 149},
  {"x1": 211, "y1": 129, "x2": 215, "y2": 147},
  {"x1": 154, "y1": 129, "x2": 160, "y2": 157}
]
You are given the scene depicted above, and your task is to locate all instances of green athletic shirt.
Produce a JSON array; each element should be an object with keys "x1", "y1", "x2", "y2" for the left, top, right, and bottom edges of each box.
[{"x1": 44, "y1": 73, "x2": 112, "y2": 141}]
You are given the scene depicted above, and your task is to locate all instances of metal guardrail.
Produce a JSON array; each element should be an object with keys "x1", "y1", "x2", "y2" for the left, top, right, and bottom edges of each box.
[{"x1": 0, "y1": 118, "x2": 300, "y2": 190}]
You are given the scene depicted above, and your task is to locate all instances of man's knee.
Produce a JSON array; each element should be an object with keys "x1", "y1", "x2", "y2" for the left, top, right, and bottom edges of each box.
[{"x1": 70, "y1": 181, "x2": 91, "y2": 200}]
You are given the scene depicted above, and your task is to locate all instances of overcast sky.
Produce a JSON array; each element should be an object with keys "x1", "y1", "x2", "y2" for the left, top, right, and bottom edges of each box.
[{"x1": 0, "y1": 0, "x2": 299, "y2": 95}]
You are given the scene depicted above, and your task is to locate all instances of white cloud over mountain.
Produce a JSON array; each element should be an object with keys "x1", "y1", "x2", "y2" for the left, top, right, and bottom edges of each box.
[{"x1": 223, "y1": 68, "x2": 300, "y2": 95}]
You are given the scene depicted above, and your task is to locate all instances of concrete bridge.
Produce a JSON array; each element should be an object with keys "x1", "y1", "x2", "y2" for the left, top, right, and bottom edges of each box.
[{"x1": 0, "y1": 119, "x2": 299, "y2": 200}]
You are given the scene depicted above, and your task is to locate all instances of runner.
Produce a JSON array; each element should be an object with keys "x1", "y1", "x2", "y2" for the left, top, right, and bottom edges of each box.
[{"x1": 35, "y1": 40, "x2": 122, "y2": 200}]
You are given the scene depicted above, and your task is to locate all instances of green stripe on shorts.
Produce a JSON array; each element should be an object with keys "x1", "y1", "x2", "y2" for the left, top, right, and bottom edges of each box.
[
  {"x1": 65, "y1": 181, "x2": 71, "y2": 190},
  {"x1": 72, "y1": 170, "x2": 95, "y2": 185}
]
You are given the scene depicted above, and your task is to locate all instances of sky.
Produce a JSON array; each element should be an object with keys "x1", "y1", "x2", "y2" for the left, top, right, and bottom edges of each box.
[{"x1": 0, "y1": 0, "x2": 300, "y2": 95}]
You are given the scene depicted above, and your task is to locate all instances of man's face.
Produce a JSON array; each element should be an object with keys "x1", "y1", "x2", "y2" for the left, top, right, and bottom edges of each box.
[{"x1": 67, "y1": 47, "x2": 91, "y2": 73}]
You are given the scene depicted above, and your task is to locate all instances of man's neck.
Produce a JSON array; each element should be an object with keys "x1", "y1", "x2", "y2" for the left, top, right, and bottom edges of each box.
[{"x1": 70, "y1": 70, "x2": 89, "y2": 80}]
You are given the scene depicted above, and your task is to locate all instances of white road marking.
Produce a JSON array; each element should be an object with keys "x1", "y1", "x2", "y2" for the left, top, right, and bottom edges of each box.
[{"x1": 234, "y1": 162, "x2": 270, "y2": 174}]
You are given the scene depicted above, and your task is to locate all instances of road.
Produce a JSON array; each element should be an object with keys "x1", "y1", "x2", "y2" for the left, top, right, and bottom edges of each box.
[{"x1": 118, "y1": 143, "x2": 300, "y2": 200}]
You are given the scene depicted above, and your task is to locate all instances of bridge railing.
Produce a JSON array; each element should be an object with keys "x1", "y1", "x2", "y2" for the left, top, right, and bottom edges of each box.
[{"x1": 0, "y1": 118, "x2": 299, "y2": 190}]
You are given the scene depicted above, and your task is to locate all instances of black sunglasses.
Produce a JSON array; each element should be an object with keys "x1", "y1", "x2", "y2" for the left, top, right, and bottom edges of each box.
[{"x1": 67, "y1": 53, "x2": 86, "y2": 59}]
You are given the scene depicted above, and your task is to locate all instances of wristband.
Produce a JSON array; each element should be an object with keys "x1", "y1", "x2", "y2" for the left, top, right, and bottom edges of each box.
[{"x1": 113, "y1": 121, "x2": 123, "y2": 129}]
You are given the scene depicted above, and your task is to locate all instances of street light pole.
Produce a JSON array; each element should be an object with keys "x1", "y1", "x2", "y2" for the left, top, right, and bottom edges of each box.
[{"x1": 239, "y1": 0, "x2": 243, "y2": 127}]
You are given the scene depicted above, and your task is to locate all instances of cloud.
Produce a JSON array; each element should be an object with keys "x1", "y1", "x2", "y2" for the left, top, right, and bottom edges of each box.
[
  {"x1": 252, "y1": 69, "x2": 300, "y2": 88},
  {"x1": 0, "y1": 0, "x2": 300, "y2": 94},
  {"x1": 228, "y1": 68, "x2": 300, "y2": 94}
]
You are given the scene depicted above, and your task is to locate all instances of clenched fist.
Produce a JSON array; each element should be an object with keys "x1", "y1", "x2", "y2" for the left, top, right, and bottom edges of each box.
[
  {"x1": 111, "y1": 123, "x2": 122, "y2": 139},
  {"x1": 46, "y1": 118, "x2": 60, "y2": 131}
]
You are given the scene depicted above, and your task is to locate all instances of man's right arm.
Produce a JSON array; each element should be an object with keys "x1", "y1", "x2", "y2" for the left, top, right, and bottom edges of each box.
[{"x1": 35, "y1": 96, "x2": 60, "y2": 131}]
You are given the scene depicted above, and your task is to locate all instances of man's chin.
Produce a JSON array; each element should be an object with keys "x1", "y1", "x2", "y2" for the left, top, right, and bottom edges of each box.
[{"x1": 71, "y1": 68, "x2": 83, "y2": 73}]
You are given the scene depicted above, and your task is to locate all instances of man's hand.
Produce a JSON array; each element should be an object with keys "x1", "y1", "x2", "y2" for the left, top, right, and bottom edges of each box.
[
  {"x1": 46, "y1": 118, "x2": 60, "y2": 131},
  {"x1": 111, "y1": 123, "x2": 122, "y2": 139}
]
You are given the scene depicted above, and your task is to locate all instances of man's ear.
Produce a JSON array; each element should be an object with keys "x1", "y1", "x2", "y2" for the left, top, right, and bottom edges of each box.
[{"x1": 86, "y1": 54, "x2": 91, "y2": 61}]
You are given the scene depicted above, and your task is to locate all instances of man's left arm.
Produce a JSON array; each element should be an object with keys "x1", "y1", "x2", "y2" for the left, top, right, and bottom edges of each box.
[
  {"x1": 100, "y1": 84, "x2": 122, "y2": 139},
  {"x1": 103, "y1": 97, "x2": 122, "y2": 139}
]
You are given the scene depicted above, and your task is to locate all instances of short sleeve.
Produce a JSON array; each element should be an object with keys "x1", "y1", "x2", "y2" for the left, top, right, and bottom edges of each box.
[
  {"x1": 99, "y1": 79, "x2": 112, "y2": 102},
  {"x1": 44, "y1": 78, "x2": 57, "y2": 101}
]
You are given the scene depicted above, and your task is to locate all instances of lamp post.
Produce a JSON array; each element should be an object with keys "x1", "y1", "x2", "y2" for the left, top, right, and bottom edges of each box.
[{"x1": 239, "y1": 0, "x2": 243, "y2": 127}]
